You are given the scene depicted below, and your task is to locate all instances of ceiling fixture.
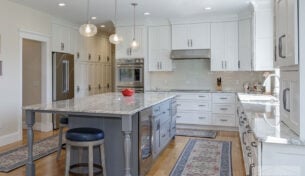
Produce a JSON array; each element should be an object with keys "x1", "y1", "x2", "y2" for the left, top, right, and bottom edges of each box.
[
  {"x1": 144, "y1": 12, "x2": 150, "y2": 16},
  {"x1": 205, "y1": 7, "x2": 212, "y2": 10},
  {"x1": 130, "y1": 3, "x2": 139, "y2": 50},
  {"x1": 79, "y1": 0, "x2": 97, "y2": 37},
  {"x1": 91, "y1": 16, "x2": 97, "y2": 20},
  {"x1": 58, "y1": 3, "x2": 66, "y2": 7},
  {"x1": 100, "y1": 25, "x2": 106, "y2": 28},
  {"x1": 109, "y1": 0, "x2": 123, "y2": 44}
]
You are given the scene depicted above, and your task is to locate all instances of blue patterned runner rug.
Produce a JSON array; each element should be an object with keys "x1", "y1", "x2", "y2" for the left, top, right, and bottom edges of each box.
[
  {"x1": 170, "y1": 139, "x2": 232, "y2": 176},
  {"x1": 0, "y1": 135, "x2": 58, "y2": 172}
]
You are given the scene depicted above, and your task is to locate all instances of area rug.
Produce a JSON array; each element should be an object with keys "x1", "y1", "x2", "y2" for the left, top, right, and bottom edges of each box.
[
  {"x1": 170, "y1": 139, "x2": 232, "y2": 176},
  {"x1": 0, "y1": 135, "x2": 59, "y2": 172},
  {"x1": 176, "y1": 128, "x2": 217, "y2": 138}
]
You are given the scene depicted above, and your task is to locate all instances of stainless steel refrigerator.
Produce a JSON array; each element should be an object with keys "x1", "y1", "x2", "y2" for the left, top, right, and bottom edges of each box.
[{"x1": 52, "y1": 52, "x2": 74, "y2": 129}]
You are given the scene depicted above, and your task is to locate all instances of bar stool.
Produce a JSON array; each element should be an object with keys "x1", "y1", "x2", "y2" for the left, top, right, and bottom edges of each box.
[
  {"x1": 57, "y1": 116, "x2": 69, "y2": 160},
  {"x1": 65, "y1": 128, "x2": 106, "y2": 176}
]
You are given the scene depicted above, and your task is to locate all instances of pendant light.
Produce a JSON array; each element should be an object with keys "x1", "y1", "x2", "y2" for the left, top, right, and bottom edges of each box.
[
  {"x1": 130, "y1": 3, "x2": 139, "y2": 50},
  {"x1": 79, "y1": 0, "x2": 97, "y2": 37},
  {"x1": 109, "y1": 0, "x2": 122, "y2": 44}
]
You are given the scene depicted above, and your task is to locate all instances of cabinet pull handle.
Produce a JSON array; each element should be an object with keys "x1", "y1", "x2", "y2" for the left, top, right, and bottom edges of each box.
[
  {"x1": 162, "y1": 134, "x2": 166, "y2": 138},
  {"x1": 198, "y1": 117, "x2": 206, "y2": 119},
  {"x1": 246, "y1": 146, "x2": 251, "y2": 151},
  {"x1": 77, "y1": 86, "x2": 80, "y2": 93},
  {"x1": 251, "y1": 142, "x2": 257, "y2": 147},
  {"x1": 220, "y1": 108, "x2": 228, "y2": 111},
  {"x1": 279, "y1": 34, "x2": 286, "y2": 59},
  {"x1": 220, "y1": 97, "x2": 228, "y2": 100},
  {"x1": 247, "y1": 152, "x2": 252, "y2": 157},
  {"x1": 220, "y1": 119, "x2": 228, "y2": 122},
  {"x1": 98, "y1": 55, "x2": 101, "y2": 61},
  {"x1": 61, "y1": 42, "x2": 64, "y2": 51},
  {"x1": 222, "y1": 61, "x2": 224, "y2": 69},
  {"x1": 249, "y1": 163, "x2": 255, "y2": 176},
  {"x1": 88, "y1": 85, "x2": 91, "y2": 91},
  {"x1": 177, "y1": 104, "x2": 181, "y2": 106},
  {"x1": 176, "y1": 116, "x2": 181, "y2": 118},
  {"x1": 77, "y1": 52, "x2": 80, "y2": 59},
  {"x1": 88, "y1": 54, "x2": 91, "y2": 60},
  {"x1": 238, "y1": 60, "x2": 240, "y2": 69},
  {"x1": 242, "y1": 132, "x2": 247, "y2": 145},
  {"x1": 198, "y1": 105, "x2": 206, "y2": 107},
  {"x1": 198, "y1": 96, "x2": 206, "y2": 98},
  {"x1": 190, "y1": 39, "x2": 193, "y2": 47},
  {"x1": 283, "y1": 88, "x2": 290, "y2": 112},
  {"x1": 225, "y1": 61, "x2": 227, "y2": 69}
]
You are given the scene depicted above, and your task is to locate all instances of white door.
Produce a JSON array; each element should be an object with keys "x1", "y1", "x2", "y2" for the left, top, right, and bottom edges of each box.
[
  {"x1": 189, "y1": 23, "x2": 211, "y2": 49},
  {"x1": 211, "y1": 22, "x2": 225, "y2": 71},
  {"x1": 238, "y1": 19, "x2": 252, "y2": 71},
  {"x1": 224, "y1": 21, "x2": 238, "y2": 71},
  {"x1": 172, "y1": 24, "x2": 189, "y2": 50}
]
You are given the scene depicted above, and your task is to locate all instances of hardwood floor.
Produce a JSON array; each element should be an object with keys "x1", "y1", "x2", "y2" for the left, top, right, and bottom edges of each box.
[{"x1": 0, "y1": 130, "x2": 245, "y2": 176}]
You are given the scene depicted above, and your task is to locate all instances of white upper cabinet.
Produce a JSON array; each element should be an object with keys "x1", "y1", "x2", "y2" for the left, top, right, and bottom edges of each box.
[
  {"x1": 274, "y1": 0, "x2": 299, "y2": 67},
  {"x1": 172, "y1": 23, "x2": 211, "y2": 50},
  {"x1": 148, "y1": 25, "x2": 172, "y2": 72},
  {"x1": 252, "y1": 3, "x2": 274, "y2": 71},
  {"x1": 238, "y1": 19, "x2": 252, "y2": 71},
  {"x1": 115, "y1": 26, "x2": 145, "y2": 59},
  {"x1": 52, "y1": 23, "x2": 72, "y2": 54},
  {"x1": 211, "y1": 21, "x2": 238, "y2": 71}
]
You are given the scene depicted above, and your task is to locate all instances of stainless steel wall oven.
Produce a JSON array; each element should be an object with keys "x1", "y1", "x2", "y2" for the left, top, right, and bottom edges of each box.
[{"x1": 116, "y1": 58, "x2": 144, "y2": 92}]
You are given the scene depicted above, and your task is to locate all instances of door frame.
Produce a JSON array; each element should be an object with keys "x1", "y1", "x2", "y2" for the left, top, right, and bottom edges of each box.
[{"x1": 19, "y1": 29, "x2": 53, "y2": 136}]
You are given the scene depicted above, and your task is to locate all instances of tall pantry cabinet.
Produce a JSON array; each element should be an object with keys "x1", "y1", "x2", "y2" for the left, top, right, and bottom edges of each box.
[{"x1": 51, "y1": 22, "x2": 114, "y2": 98}]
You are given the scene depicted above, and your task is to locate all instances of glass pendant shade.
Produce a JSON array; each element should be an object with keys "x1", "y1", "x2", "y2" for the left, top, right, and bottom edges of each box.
[
  {"x1": 130, "y1": 38, "x2": 139, "y2": 50},
  {"x1": 109, "y1": 33, "x2": 122, "y2": 44},
  {"x1": 79, "y1": 23, "x2": 97, "y2": 37}
]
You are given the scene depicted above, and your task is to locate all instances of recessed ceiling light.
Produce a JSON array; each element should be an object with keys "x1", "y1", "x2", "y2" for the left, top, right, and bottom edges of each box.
[
  {"x1": 205, "y1": 7, "x2": 212, "y2": 10},
  {"x1": 58, "y1": 3, "x2": 66, "y2": 7},
  {"x1": 100, "y1": 25, "x2": 106, "y2": 28},
  {"x1": 91, "y1": 17, "x2": 97, "y2": 20},
  {"x1": 144, "y1": 12, "x2": 150, "y2": 16}
]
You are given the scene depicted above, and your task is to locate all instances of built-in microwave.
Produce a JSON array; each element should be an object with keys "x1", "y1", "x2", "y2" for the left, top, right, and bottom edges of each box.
[{"x1": 116, "y1": 58, "x2": 144, "y2": 88}]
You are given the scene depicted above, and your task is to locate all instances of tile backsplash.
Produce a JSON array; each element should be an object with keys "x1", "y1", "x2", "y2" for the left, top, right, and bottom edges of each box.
[{"x1": 149, "y1": 59, "x2": 267, "y2": 92}]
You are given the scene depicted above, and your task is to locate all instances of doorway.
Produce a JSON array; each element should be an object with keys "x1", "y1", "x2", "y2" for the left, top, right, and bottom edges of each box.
[
  {"x1": 19, "y1": 30, "x2": 52, "y2": 136},
  {"x1": 22, "y1": 39, "x2": 42, "y2": 128}
]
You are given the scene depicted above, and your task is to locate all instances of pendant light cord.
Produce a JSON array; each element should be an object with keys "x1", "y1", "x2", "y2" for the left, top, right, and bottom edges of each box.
[
  {"x1": 87, "y1": 0, "x2": 90, "y2": 23},
  {"x1": 132, "y1": 3, "x2": 137, "y2": 40},
  {"x1": 114, "y1": 0, "x2": 117, "y2": 25}
]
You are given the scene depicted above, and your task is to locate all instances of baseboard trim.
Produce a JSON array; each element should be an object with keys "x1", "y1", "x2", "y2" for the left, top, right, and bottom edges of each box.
[{"x1": 0, "y1": 131, "x2": 22, "y2": 147}]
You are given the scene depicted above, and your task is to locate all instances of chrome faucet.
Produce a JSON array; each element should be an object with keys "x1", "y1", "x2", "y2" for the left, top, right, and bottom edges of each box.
[{"x1": 263, "y1": 73, "x2": 280, "y2": 98}]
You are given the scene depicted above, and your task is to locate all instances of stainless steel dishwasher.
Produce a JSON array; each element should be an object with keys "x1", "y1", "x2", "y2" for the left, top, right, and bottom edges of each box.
[{"x1": 139, "y1": 108, "x2": 153, "y2": 176}]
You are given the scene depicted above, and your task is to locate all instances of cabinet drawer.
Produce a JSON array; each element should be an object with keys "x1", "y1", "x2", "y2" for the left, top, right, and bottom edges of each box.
[
  {"x1": 177, "y1": 100, "x2": 210, "y2": 111},
  {"x1": 212, "y1": 114, "x2": 236, "y2": 126},
  {"x1": 159, "y1": 110, "x2": 170, "y2": 125},
  {"x1": 175, "y1": 93, "x2": 211, "y2": 101},
  {"x1": 176, "y1": 112, "x2": 212, "y2": 125},
  {"x1": 212, "y1": 93, "x2": 236, "y2": 104},
  {"x1": 160, "y1": 120, "x2": 171, "y2": 148},
  {"x1": 212, "y1": 104, "x2": 236, "y2": 114}
]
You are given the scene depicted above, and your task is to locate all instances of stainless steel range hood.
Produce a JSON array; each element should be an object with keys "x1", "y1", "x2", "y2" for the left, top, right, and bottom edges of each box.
[{"x1": 170, "y1": 49, "x2": 211, "y2": 59}]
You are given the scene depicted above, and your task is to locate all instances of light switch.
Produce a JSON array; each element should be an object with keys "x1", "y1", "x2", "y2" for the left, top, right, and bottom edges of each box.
[{"x1": 0, "y1": 60, "x2": 2, "y2": 76}]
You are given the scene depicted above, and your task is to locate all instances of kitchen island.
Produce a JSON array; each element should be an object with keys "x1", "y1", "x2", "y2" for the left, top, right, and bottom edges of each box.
[{"x1": 23, "y1": 92, "x2": 176, "y2": 176}]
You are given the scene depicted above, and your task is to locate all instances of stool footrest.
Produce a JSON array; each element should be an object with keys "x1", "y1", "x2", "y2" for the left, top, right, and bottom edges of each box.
[{"x1": 69, "y1": 163, "x2": 103, "y2": 176}]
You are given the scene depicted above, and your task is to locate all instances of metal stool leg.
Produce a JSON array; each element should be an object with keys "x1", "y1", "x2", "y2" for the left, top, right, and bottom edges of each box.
[
  {"x1": 100, "y1": 144, "x2": 107, "y2": 176},
  {"x1": 65, "y1": 144, "x2": 71, "y2": 176},
  {"x1": 57, "y1": 125, "x2": 64, "y2": 160}
]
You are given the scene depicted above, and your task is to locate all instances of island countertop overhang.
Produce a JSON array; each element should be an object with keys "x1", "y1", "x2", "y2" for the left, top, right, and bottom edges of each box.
[{"x1": 23, "y1": 92, "x2": 176, "y2": 116}]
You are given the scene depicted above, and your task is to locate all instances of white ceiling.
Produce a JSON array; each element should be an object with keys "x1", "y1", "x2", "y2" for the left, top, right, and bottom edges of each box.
[{"x1": 9, "y1": 0, "x2": 250, "y2": 26}]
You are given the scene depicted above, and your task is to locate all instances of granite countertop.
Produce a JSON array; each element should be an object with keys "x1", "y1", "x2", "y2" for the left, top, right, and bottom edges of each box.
[
  {"x1": 147, "y1": 89, "x2": 237, "y2": 93},
  {"x1": 238, "y1": 93, "x2": 305, "y2": 145},
  {"x1": 23, "y1": 92, "x2": 176, "y2": 116}
]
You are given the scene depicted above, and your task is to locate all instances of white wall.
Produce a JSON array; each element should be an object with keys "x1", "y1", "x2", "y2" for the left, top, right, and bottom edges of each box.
[{"x1": 0, "y1": 0, "x2": 52, "y2": 146}]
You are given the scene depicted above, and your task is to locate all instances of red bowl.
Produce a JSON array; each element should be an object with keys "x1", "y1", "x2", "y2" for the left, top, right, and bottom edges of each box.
[{"x1": 121, "y1": 88, "x2": 134, "y2": 96}]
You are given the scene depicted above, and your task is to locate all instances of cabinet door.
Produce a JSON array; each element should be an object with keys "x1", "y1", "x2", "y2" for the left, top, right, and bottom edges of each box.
[
  {"x1": 224, "y1": 21, "x2": 238, "y2": 71},
  {"x1": 189, "y1": 23, "x2": 211, "y2": 49},
  {"x1": 238, "y1": 19, "x2": 252, "y2": 71},
  {"x1": 172, "y1": 24, "x2": 189, "y2": 50},
  {"x1": 148, "y1": 26, "x2": 172, "y2": 71},
  {"x1": 211, "y1": 23, "x2": 226, "y2": 71},
  {"x1": 254, "y1": 10, "x2": 274, "y2": 70},
  {"x1": 116, "y1": 27, "x2": 132, "y2": 59}
]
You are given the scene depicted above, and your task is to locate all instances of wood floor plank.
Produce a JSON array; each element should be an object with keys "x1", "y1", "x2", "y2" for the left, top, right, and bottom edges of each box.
[{"x1": 0, "y1": 130, "x2": 245, "y2": 176}]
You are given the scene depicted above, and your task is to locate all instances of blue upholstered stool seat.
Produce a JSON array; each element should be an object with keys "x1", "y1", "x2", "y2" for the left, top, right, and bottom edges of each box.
[
  {"x1": 59, "y1": 117, "x2": 69, "y2": 124},
  {"x1": 66, "y1": 128, "x2": 104, "y2": 142}
]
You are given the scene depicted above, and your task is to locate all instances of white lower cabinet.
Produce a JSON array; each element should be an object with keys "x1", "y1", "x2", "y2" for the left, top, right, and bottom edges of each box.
[
  {"x1": 212, "y1": 93, "x2": 237, "y2": 127},
  {"x1": 175, "y1": 92, "x2": 237, "y2": 128}
]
